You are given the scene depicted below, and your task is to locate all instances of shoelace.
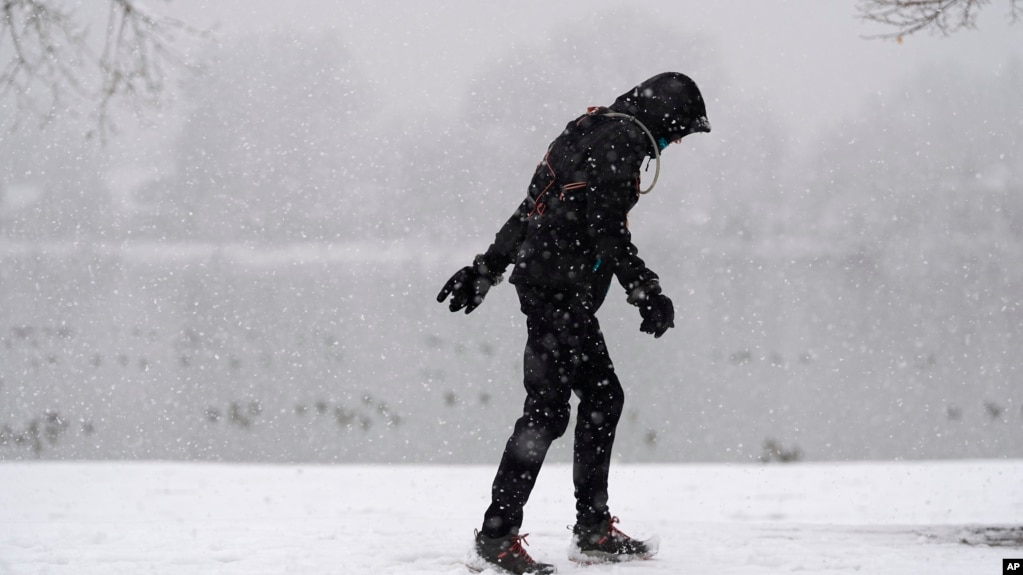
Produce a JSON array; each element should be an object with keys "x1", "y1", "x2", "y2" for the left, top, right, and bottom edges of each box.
[
  {"x1": 601, "y1": 517, "x2": 631, "y2": 545},
  {"x1": 500, "y1": 533, "x2": 537, "y2": 566}
]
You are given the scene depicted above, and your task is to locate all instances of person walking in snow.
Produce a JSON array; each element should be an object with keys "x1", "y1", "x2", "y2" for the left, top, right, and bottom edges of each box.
[{"x1": 436, "y1": 72, "x2": 711, "y2": 575}]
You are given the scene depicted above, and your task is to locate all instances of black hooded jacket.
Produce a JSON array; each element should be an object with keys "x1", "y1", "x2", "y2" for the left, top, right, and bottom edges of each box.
[{"x1": 477, "y1": 72, "x2": 710, "y2": 312}]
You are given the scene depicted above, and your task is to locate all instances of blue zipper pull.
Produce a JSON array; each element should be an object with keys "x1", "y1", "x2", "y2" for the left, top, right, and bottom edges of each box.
[{"x1": 592, "y1": 258, "x2": 602, "y2": 272}]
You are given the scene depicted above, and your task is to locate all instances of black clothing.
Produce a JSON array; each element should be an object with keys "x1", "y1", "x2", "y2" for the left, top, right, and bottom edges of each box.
[
  {"x1": 435, "y1": 254, "x2": 500, "y2": 314},
  {"x1": 480, "y1": 109, "x2": 654, "y2": 312},
  {"x1": 482, "y1": 285, "x2": 624, "y2": 537},
  {"x1": 477, "y1": 72, "x2": 710, "y2": 312},
  {"x1": 607, "y1": 72, "x2": 711, "y2": 141},
  {"x1": 638, "y1": 292, "x2": 675, "y2": 338},
  {"x1": 439, "y1": 72, "x2": 710, "y2": 544}
]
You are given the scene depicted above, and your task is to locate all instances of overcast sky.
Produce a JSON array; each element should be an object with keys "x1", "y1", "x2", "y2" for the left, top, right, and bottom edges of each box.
[{"x1": 162, "y1": 0, "x2": 1022, "y2": 147}]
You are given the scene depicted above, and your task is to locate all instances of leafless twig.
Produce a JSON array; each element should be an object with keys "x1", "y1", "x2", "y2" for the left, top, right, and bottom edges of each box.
[
  {"x1": 858, "y1": 0, "x2": 1020, "y2": 39},
  {"x1": 1, "y1": 0, "x2": 87, "y2": 130},
  {"x1": 1, "y1": 0, "x2": 209, "y2": 139}
]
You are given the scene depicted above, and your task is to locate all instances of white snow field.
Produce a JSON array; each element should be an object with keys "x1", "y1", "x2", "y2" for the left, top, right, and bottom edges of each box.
[{"x1": 1, "y1": 460, "x2": 1020, "y2": 574}]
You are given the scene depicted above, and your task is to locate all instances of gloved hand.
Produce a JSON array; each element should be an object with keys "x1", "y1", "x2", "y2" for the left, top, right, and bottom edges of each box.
[
  {"x1": 436, "y1": 255, "x2": 501, "y2": 314},
  {"x1": 638, "y1": 292, "x2": 675, "y2": 338}
]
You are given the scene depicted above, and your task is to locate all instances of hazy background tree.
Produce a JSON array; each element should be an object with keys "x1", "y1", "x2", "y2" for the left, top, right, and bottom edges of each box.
[
  {"x1": 172, "y1": 31, "x2": 370, "y2": 243},
  {"x1": 0, "y1": 112, "x2": 109, "y2": 240},
  {"x1": 2, "y1": 3, "x2": 1022, "y2": 463}
]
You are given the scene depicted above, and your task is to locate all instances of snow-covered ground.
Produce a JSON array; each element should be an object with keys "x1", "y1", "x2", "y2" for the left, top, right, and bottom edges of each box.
[{"x1": 1, "y1": 460, "x2": 1020, "y2": 574}]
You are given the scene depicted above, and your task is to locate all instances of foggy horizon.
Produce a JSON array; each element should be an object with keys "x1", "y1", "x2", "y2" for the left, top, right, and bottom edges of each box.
[{"x1": 1, "y1": 2, "x2": 1021, "y2": 464}]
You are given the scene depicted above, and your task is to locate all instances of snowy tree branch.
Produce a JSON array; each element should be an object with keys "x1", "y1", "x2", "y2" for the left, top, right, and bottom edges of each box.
[
  {"x1": 0, "y1": 0, "x2": 209, "y2": 139},
  {"x1": 857, "y1": 0, "x2": 1021, "y2": 39}
]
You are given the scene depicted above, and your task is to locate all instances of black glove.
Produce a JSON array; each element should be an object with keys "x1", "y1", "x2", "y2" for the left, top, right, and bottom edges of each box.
[
  {"x1": 435, "y1": 255, "x2": 501, "y2": 314},
  {"x1": 638, "y1": 292, "x2": 675, "y2": 338}
]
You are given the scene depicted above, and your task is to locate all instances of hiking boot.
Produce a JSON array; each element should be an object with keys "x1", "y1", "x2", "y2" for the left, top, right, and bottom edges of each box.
[
  {"x1": 568, "y1": 516, "x2": 659, "y2": 563},
  {"x1": 472, "y1": 530, "x2": 557, "y2": 574}
]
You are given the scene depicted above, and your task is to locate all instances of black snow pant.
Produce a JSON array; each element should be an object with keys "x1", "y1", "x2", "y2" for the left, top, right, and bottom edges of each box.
[{"x1": 481, "y1": 285, "x2": 625, "y2": 538}]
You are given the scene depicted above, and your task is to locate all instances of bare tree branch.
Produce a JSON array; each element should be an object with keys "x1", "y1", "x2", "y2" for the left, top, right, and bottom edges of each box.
[
  {"x1": 0, "y1": 0, "x2": 209, "y2": 139},
  {"x1": 1, "y1": 0, "x2": 87, "y2": 130},
  {"x1": 858, "y1": 0, "x2": 1021, "y2": 39}
]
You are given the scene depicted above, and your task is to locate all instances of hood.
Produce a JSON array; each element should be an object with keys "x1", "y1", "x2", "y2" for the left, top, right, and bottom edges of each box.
[{"x1": 608, "y1": 72, "x2": 711, "y2": 142}]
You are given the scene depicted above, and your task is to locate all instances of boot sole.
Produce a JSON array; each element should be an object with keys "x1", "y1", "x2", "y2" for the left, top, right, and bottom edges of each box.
[
  {"x1": 465, "y1": 547, "x2": 557, "y2": 574},
  {"x1": 568, "y1": 534, "x2": 660, "y2": 564}
]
